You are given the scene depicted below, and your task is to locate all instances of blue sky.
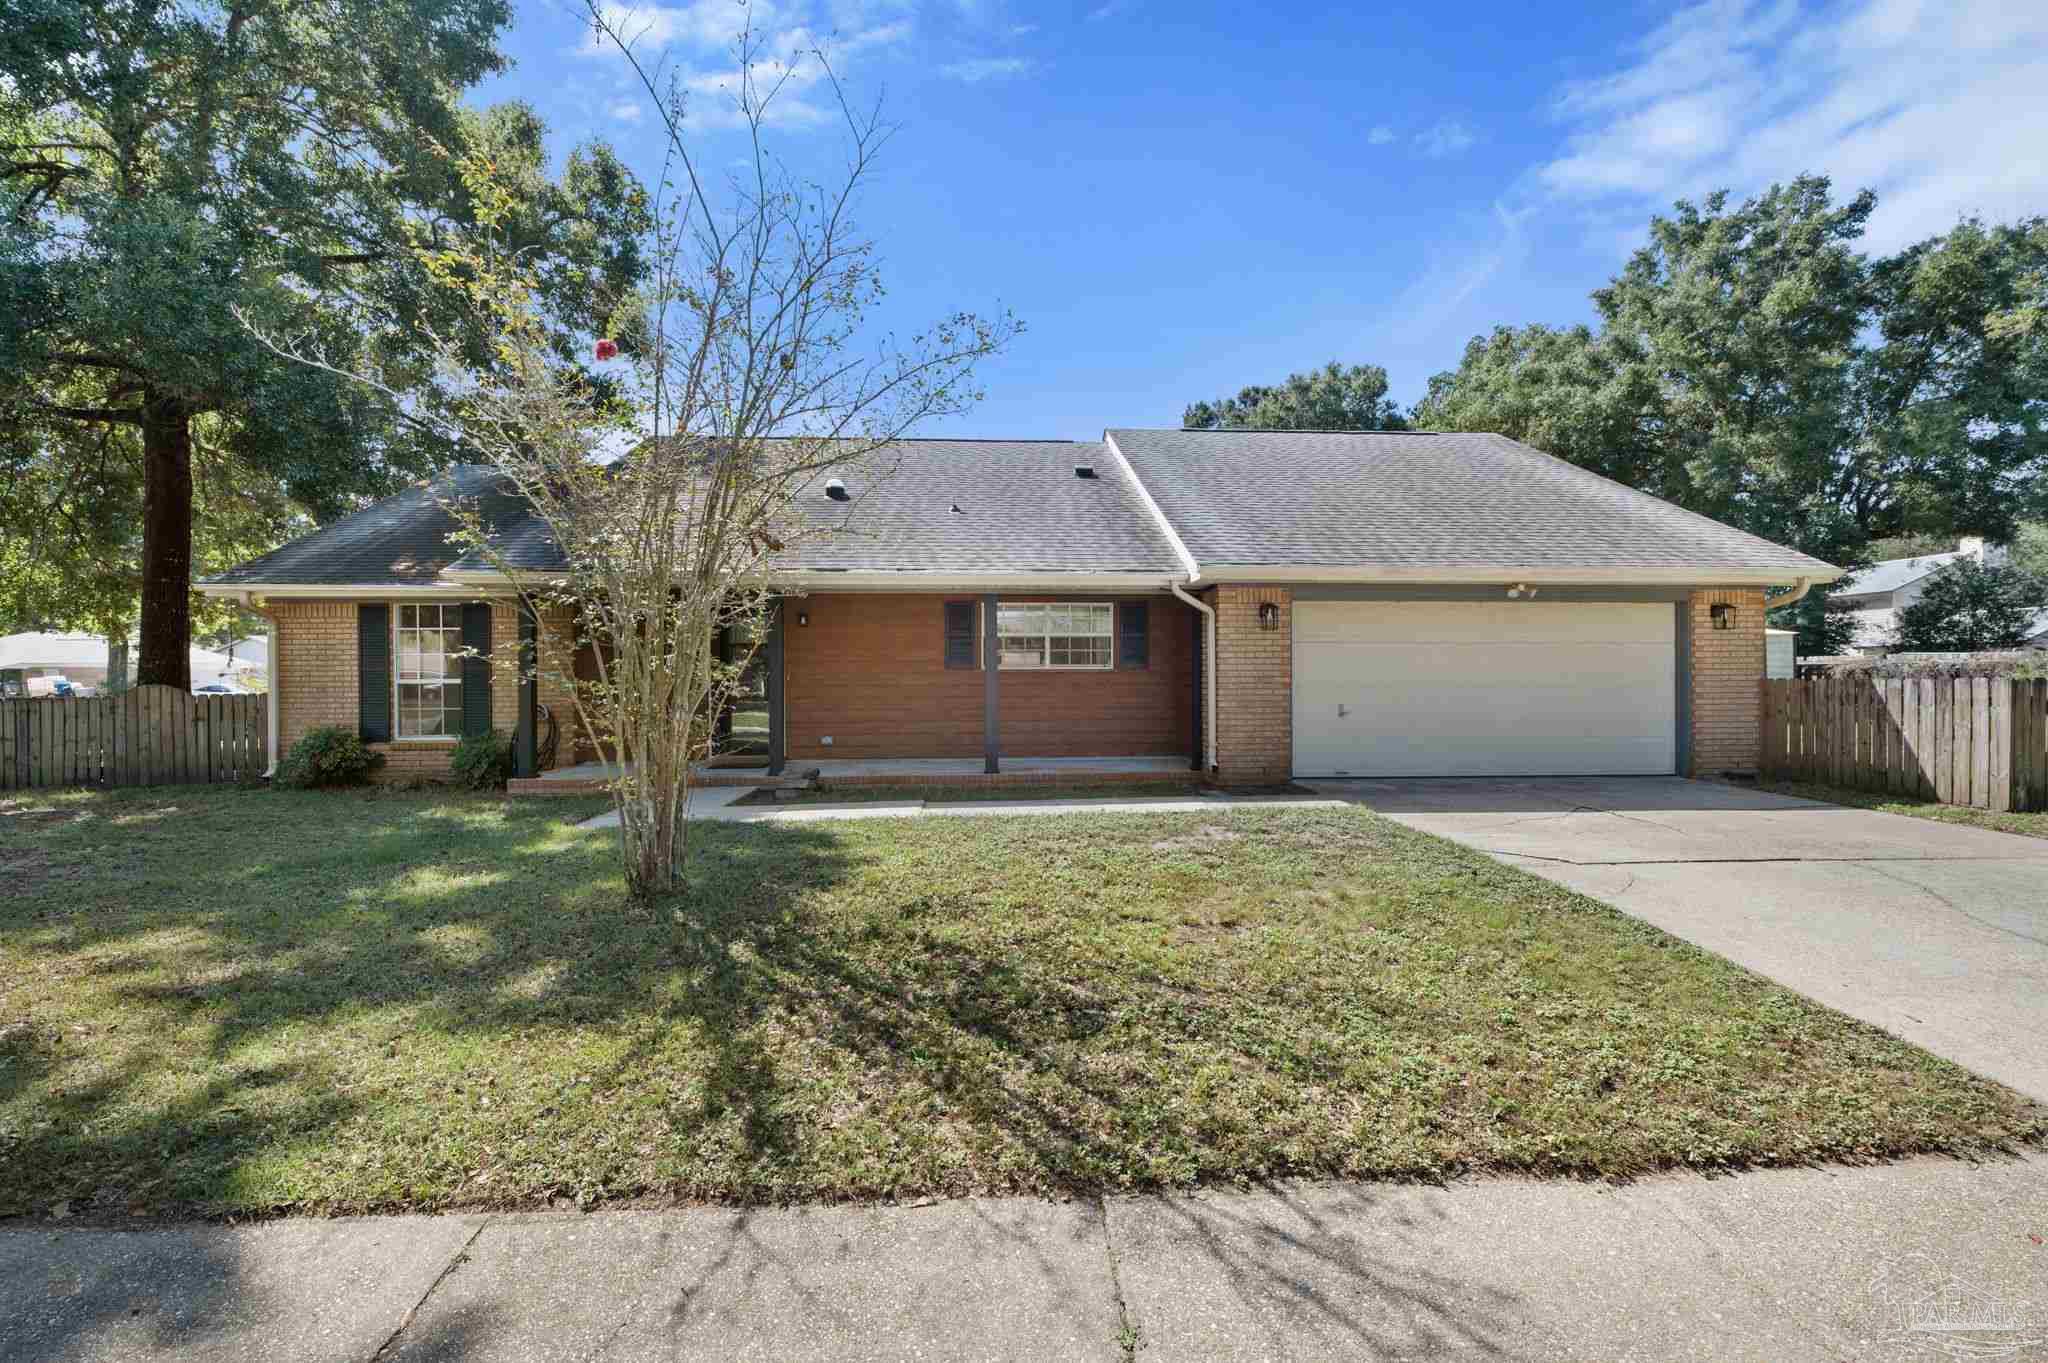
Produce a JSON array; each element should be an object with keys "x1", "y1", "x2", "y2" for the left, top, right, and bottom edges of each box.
[{"x1": 481, "y1": 0, "x2": 2048, "y2": 438}]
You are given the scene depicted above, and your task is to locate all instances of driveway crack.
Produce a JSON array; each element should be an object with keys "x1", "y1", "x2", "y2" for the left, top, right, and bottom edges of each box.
[
  {"x1": 1859, "y1": 862, "x2": 2048, "y2": 948},
  {"x1": 1096, "y1": 1197, "x2": 1142, "y2": 1361},
  {"x1": 369, "y1": 1216, "x2": 493, "y2": 1361}
]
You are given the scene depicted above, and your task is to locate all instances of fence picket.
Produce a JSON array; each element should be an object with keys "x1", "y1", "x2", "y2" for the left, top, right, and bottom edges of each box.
[{"x1": 0, "y1": 687, "x2": 265, "y2": 791}]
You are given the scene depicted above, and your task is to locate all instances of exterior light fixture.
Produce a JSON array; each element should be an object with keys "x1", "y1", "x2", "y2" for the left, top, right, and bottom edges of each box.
[
  {"x1": 1711, "y1": 602, "x2": 1736, "y2": 630},
  {"x1": 797, "y1": 610, "x2": 810, "y2": 627},
  {"x1": 1257, "y1": 602, "x2": 1281, "y2": 631}
]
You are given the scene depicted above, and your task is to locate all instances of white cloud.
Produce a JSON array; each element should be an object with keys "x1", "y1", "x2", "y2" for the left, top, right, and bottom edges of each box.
[
  {"x1": 1009, "y1": 22, "x2": 1038, "y2": 35},
  {"x1": 1537, "y1": 0, "x2": 2048, "y2": 252},
  {"x1": 940, "y1": 56, "x2": 1032, "y2": 82},
  {"x1": 605, "y1": 98, "x2": 646, "y2": 123},
  {"x1": 579, "y1": 0, "x2": 914, "y2": 129},
  {"x1": 1086, "y1": 0, "x2": 1130, "y2": 19},
  {"x1": 1415, "y1": 120, "x2": 1476, "y2": 158},
  {"x1": 1367, "y1": 125, "x2": 1395, "y2": 146}
]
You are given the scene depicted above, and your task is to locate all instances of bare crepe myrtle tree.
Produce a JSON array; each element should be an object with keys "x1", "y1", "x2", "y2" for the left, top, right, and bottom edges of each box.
[{"x1": 256, "y1": 9, "x2": 1016, "y2": 897}]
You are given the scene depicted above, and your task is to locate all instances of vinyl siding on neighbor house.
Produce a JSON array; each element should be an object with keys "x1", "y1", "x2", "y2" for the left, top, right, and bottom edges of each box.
[{"x1": 782, "y1": 592, "x2": 1195, "y2": 762}]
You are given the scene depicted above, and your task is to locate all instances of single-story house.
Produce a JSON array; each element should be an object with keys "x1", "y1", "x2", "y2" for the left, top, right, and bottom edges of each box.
[
  {"x1": 197, "y1": 428, "x2": 1840, "y2": 784},
  {"x1": 1830, "y1": 538, "x2": 2007, "y2": 655}
]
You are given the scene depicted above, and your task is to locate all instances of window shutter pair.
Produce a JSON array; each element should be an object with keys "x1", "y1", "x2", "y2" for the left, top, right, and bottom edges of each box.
[
  {"x1": 943, "y1": 600, "x2": 1149, "y2": 669},
  {"x1": 357, "y1": 602, "x2": 493, "y2": 740}
]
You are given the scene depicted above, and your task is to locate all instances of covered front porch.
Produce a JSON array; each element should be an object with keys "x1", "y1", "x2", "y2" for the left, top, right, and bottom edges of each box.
[{"x1": 510, "y1": 753, "x2": 1199, "y2": 796}]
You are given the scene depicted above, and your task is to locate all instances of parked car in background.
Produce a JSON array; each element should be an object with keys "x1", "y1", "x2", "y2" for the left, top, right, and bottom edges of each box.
[
  {"x1": 24, "y1": 676, "x2": 78, "y2": 698},
  {"x1": 193, "y1": 682, "x2": 252, "y2": 696}
]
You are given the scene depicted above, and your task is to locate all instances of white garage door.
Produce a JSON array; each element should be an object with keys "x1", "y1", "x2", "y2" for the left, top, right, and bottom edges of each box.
[{"x1": 1292, "y1": 600, "x2": 1676, "y2": 777}]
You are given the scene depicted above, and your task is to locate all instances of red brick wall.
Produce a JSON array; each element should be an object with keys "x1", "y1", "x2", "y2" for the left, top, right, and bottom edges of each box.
[
  {"x1": 783, "y1": 592, "x2": 1195, "y2": 760},
  {"x1": 1686, "y1": 587, "x2": 1766, "y2": 776}
]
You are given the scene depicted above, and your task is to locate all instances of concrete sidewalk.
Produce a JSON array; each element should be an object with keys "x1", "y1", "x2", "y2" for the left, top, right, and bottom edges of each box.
[{"x1": 7, "y1": 1155, "x2": 2045, "y2": 1361}]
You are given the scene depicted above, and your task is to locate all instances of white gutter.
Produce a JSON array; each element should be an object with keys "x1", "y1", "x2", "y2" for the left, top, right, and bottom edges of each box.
[
  {"x1": 1191, "y1": 563, "x2": 1845, "y2": 587},
  {"x1": 1765, "y1": 575, "x2": 1821, "y2": 610}
]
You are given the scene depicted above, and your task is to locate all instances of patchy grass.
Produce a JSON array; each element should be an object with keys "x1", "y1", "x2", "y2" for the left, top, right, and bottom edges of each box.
[
  {"x1": 0, "y1": 785, "x2": 2038, "y2": 1219},
  {"x1": 1759, "y1": 781, "x2": 2048, "y2": 841},
  {"x1": 736, "y1": 781, "x2": 1205, "y2": 806}
]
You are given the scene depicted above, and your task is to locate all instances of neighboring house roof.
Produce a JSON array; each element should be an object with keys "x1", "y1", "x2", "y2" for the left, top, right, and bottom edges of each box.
[
  {"x1": 1105, "y1": 428, "x2": 1838, "y2": 576},
  {"x1": 1833, "y1": 549, "x2": 1974, "y2": 599},
  {"x1": 2027, "y1": 608, "x2": 2048, "y2": 643},
  {"x1": 206, "y1": 466, "x2": 529, "y2": 587}
]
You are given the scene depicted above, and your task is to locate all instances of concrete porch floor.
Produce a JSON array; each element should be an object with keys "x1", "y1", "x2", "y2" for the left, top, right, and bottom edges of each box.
[{"x1": 519, "y1": 754, "x2": 1198, "y2": 793}]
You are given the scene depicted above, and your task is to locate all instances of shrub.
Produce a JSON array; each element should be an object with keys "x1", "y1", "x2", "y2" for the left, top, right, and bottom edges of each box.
[
  {"x1": 449, "y1": 729, "x2": 515, "y2": 790},
  {"x1": 275, "y1": 725, "x2": 384, "y2": 789}
]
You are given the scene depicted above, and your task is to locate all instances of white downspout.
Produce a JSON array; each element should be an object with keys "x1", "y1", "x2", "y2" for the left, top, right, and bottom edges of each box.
[
  {"x1": 1170, "y1": 580, "x2": 1217, "y2": 775},
  {"x1": 1767, "y1": 576, "x2": 1820, "y2": 611},
  {"x1": 242, "y1": 591, "x2": 279, "y2": 777}
]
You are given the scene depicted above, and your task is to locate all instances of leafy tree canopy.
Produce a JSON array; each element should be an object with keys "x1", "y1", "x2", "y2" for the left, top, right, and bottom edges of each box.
[
  {"x1": 0, "y1": 0, "x2": 650, "y2": 682},
  {"x1": 1891, "y1": 560, "x2": 2048, "y2": 652},
  {"x1": 1184, "y1": 361, "x2": 1408, "y2": 431},
  {"x1": 1412, "y1": 176, "x2": 2048, "y2": 641}
]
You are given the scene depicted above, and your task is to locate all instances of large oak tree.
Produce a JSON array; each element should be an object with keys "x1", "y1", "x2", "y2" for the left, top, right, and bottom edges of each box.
[
  {"x1": 0, "y1": 0, "x2": 648, "y2": 684},
  {"x1": 1413, "y1": 178, "x2": 2048, "y2": 650}
]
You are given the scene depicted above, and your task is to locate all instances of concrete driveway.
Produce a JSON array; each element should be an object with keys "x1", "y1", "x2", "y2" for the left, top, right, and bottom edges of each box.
[{"x1": 1304, "y1": 776, "x2": 2048, "y2": 1103}]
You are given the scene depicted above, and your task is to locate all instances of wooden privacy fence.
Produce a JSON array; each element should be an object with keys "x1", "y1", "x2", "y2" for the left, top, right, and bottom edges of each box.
[
  {"x1": 1761, "y1": 676, "x2": 2048, "y2": 812},
  {"x1": 0, "y1": 685, "x2": 268, "y2": 791}
]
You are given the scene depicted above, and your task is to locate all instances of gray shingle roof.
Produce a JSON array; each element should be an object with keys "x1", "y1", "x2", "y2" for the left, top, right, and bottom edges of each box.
[
  {"x1": 204, "y1": 466, "x2": 528, "y2": 587},
  {"x1": 227, "y1": 442, "x2": 1185, "y2": 586},
  {"x1": 771, "y1": 439, "x2": 1182, "y2": 574},
  {"x1": 1106, "y1": 428, "x2": 1838, "y2": 575}
]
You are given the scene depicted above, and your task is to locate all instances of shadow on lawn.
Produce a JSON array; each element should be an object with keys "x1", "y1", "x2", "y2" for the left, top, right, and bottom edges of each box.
[{"x1": 0, "y1": 788, "x2": 1534, "y2": 1361}]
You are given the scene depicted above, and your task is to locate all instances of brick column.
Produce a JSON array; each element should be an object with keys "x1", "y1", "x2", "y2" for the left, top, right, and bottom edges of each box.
[
  {"x1": 1686, "y1": 587, "x2": 1766, "y2": 776},
  {"x1": 1209, "y1": 584, "x2": 1292, "y2": 785}
]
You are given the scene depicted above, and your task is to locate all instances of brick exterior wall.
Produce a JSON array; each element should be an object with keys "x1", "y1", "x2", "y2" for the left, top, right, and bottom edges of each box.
[
  {"x1": 1207, "y1": 585, "x2": 1292, "y2": 785},
  {"x1": 268, "y1": 597, "x2": 536, "y2": 780},
  {"x1": 1685, "y1": 587, "x2": 1766, "y2": 777},
  {"x1": 783, "y1": 592, "x2": 1195, "y2": 761}
]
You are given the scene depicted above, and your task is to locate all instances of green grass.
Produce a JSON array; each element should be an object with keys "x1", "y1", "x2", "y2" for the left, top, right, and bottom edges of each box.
[
  {"x1": 736, "y1": 780, "x2": 1206, "y2": 806},
  {"x1": 1760, "y1": 780, "x2": 2048, "y2": 840},
  {"x1": 1, "y1": 785, "x2": 2038, "y2": 1219}
]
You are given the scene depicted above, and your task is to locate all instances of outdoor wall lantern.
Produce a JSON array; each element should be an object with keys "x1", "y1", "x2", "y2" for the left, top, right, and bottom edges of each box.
[
  {"x1": 797, "y1": 610, "x2": 810, "y2": 627},
  {"x1": 1711, "y1": 602, "x2": 1736, "y2": 630},
  {"x1": 1258, "y1": 602, "x2": 1281, "y2": 631}
]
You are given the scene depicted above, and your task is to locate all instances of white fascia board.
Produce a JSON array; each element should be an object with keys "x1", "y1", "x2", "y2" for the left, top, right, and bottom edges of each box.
[
  {"x1": 1101, "y1": 431, "x2": 1200, "y2": 580},
  {"x1": 773, "y1": 570, "x2": 1182, "y2": 593},
  {"x1": 194, "y1": 581, "x2": 517, "y2": 599},
  {"x1": 1194, "y1": 563, "x2": 1845, "y2": 587}
]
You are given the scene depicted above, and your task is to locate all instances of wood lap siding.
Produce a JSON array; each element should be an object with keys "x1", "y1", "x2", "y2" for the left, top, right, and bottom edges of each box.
[{"x1": 783, "y1": 593, "x2": 1195, "y2": 761}]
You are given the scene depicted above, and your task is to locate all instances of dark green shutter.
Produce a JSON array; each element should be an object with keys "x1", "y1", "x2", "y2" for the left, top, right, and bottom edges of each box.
[
  {"x1": 944, "y1": 601, "x2": 977, "y2": 669},
  {"x1": 1118, "y1": 602, "x2": 1149, "y2": 668},
  {"x1": 358, "y1": 604, "x2": 392, "y2": 742},
  {"x1": 461, "y1": 602, "x2": 493, "y2": 737}
]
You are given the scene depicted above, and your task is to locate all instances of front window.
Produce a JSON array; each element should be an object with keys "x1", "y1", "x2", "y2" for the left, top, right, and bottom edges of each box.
[
  {"x1": 997, "y1": 602, "x2": 1114, "y2": 669},
  {"x1": 395, "y1": 603, "x2": 464, "y2": 737}
]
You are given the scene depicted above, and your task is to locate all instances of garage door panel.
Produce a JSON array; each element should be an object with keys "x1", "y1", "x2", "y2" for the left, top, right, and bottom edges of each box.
[{"x1": 1292, "y1": 602, "x2": 1676, "y2": 778}]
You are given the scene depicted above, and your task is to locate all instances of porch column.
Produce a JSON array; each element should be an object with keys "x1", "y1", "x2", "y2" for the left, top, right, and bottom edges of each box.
[
  {"x1": 765, "y1": 598, "x2": 786, "y2": 776},
  {"x1": 982, "y1": 593, "x2": 999, "y2": 774},
  {"x1": 514, "y1": 602, "x2": 539, "y2": 779}
]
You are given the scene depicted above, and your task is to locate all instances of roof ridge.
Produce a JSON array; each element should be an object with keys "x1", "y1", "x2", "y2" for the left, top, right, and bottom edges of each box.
[{"x1": 1119, "y1": 426, "x2": 1446, "y2": 436}]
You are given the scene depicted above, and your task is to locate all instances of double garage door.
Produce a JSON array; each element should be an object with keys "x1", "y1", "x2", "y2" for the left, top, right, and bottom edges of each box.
[{"x1": 1291, "y1": 600, "x2": 1676, "y2": 778}]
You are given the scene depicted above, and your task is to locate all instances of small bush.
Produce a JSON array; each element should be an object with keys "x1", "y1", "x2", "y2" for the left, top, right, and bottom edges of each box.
[
  {"x1": 449, "y1": 729, "x2": 515, "y2": 790},
  {"x1": 275, "y1": 725, "x2": 385, "y2": 789}
]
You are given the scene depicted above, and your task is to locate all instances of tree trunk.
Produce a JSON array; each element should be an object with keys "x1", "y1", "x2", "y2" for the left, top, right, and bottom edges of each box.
[
  {"x1": 106, "y1": 636, "x2": 130, "y2": 691},
  {"x1": 137, "y1": 395, "x2": 194, "y2": 690}
]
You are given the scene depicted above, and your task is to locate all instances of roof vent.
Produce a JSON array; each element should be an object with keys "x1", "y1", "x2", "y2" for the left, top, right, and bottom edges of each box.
[
  {"x1": 1073, "y1": 464, "x2": 1098, "y2": 479},
  {"x1": 824, "y1": 478, "x2": 849, "y2": 502}
]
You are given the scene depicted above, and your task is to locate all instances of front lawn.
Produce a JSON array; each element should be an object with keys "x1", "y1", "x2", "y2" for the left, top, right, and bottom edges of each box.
[
  {"x1": 1, "y1": 786, "x2": 2037, "y2": 1218},
  {"x1": 1759, "y1": 780, "x2": 2048, "y2": 841}
]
